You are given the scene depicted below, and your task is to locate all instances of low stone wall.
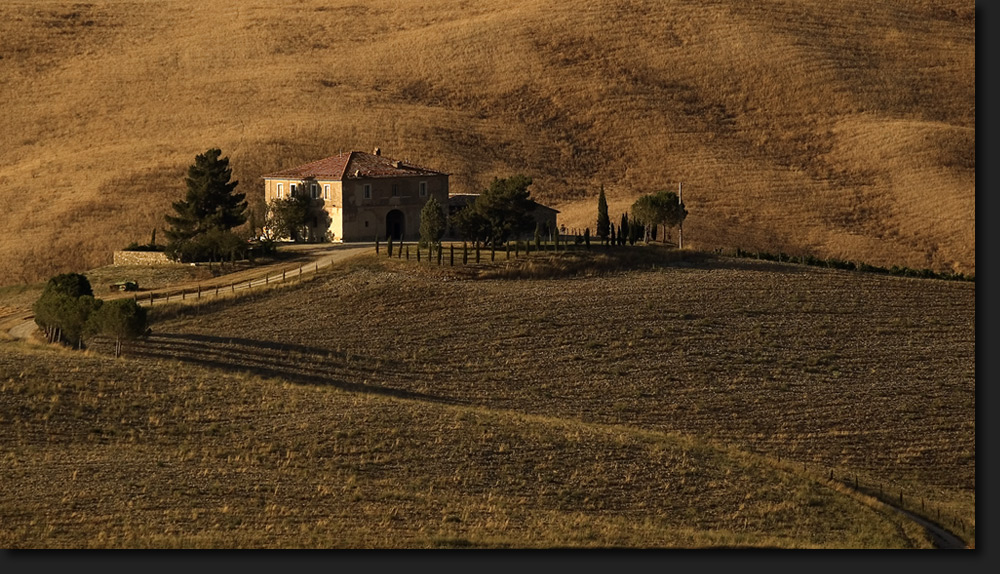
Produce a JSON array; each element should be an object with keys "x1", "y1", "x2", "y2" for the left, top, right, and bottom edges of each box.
[{"x1": 112, "y1": 250, "x2": 175, "y2": 266}]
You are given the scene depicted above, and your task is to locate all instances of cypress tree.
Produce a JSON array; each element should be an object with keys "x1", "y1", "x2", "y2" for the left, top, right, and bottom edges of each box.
[
  {"x1": 619, "y1": 213, "x2": 629, "y2": 246},
  {"x1": 596, "y1": 185, "x2": 610, "y2": 245}
]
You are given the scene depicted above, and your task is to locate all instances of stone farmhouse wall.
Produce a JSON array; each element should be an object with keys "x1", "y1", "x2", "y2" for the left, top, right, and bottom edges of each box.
[{"x1": 112, "y1": 251, "x2": 175, "y2": 266}]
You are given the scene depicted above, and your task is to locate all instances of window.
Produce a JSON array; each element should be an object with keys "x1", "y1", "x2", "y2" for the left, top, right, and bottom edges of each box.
[
  {"x1": 363, "y1": 184, "x2": 371, "y2": 199},
  {"x1": 323, "y1": 184, "x2": 330, "y2": 200},
  {"x1": 419, "y1": 181, "x2": 427, "y2": 197},
  {"x1": 392, "y1": 183, "x2": 399, "y2": 197},
  {"x1": 276, "y1": 182, "x2": 284, "y2": 198},
  {"x1": 311, "y1": 183, "x2": 319, "y2": 199},
  {"x1": 290, "y1": 183, "x2": 297, "y2": 197}
]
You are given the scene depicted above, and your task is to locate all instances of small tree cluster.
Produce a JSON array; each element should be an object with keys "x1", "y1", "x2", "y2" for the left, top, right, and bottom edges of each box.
[
  {"x1": 33, "y1": 273, "x2": 149, "y2": 355},
  {"x1": 453, "y1": 175, "x2": 535, "y2": 246},
  {"x1": 33, "y1": 273, "x2": 99, "y2": 348},
  {"x1": 631, "y1": 190, "x2": 687, "y2": 244}
]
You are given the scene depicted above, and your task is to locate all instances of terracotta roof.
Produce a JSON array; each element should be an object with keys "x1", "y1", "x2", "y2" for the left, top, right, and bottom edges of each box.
[{"x1": 262, "y1": 151, "x2": 447, "y2": 180}]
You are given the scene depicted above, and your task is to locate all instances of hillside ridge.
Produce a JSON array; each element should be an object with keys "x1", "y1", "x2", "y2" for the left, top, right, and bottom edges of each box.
[{"x1": 0, "y1": 0, "x2": 975, "y2": 284}]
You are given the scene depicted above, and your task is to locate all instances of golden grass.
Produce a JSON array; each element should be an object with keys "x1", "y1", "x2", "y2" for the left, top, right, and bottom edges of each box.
[
  {"x1": 0, "y1": 340, "x2": 937, "y2": 548},
  {"x1": 0, "y1": 0, "x2": 974, "y2": 283}
]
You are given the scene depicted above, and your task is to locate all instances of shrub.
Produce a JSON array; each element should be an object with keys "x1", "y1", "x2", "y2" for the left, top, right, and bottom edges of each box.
[{"x1": 165, "y1": 228, "x2": 248, "y2": 263}]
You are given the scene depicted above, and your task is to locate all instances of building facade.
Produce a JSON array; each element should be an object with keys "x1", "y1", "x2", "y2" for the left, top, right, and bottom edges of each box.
[{"x1": 262, "y1": 149, "x2": 449, "y2": 242}]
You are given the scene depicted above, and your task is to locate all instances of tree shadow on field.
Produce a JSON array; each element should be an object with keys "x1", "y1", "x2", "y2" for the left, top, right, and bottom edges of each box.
[{"x1": 90, "y1": 332, "x2": 462, "y2": 406}]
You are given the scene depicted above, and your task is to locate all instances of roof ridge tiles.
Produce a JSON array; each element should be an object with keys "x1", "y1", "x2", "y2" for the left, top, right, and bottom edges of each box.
[{"x1": 262, "y1": 150, "x2": 447, "y2": 180}]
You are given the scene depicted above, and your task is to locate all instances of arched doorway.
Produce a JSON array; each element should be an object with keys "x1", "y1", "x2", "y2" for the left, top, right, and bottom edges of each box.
[{"x1": 386, "y1": 210, "x2": 405, "y2": 240}]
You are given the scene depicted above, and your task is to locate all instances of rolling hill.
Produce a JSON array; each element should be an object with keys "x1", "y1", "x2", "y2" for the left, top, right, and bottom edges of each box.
[{"x1": 0, "y1": 0, "x2": 975, "y2": 284}]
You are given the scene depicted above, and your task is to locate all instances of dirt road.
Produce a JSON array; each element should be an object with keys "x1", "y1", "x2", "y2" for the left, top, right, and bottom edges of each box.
[{"x1": 0, "y1": 243, "x2": 372, "y2": 341}]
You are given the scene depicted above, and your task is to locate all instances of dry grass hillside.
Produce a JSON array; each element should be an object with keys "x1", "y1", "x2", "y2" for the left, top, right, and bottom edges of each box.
[{"x1": 0, "y1": 0, "x2": 974, "y2": 284}]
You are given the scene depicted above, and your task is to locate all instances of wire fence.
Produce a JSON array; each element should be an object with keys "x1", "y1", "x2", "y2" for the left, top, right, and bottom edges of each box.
[{"x1": 773, "y1": 454, "x2": 974, "y2": 548}]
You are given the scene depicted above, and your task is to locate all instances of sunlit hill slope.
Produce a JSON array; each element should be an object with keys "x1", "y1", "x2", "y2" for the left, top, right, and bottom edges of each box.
[{"x1": 0, "y1": 0, "x2": 974, "y2": 283}]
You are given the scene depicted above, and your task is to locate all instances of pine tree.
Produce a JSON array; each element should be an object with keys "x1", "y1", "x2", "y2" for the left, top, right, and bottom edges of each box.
[
  {"x1": 165, "y1": 148, "x2": 247, "y2": 244},
  {"x1": 596, "y1": 185, "x2": 610, "y2": 244},
  {"x1": 32, "y1": 273, "x2": 99, "y2": 347},
  {"x1": 88, "y1": 299, "x2": 149, "y2": 358}
]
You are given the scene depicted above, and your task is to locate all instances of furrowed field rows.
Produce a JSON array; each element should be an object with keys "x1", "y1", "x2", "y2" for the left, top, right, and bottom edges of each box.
[
  {"x1": 133, "y1": 255, "x2": 972, "y2": 514},
  {"x1": 0, "y1": 339, "x2": 930, "y2": 548}
]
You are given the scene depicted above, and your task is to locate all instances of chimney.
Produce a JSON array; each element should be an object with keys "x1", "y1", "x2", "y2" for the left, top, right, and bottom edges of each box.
[{"x1": 373, "y1": 147, "x2": 381, "y2": 156}]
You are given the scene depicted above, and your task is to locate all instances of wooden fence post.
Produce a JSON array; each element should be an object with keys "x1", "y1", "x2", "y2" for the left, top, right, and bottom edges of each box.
[
  {"x1": 475, "y1": 243, "x2": 480, "y2": 263},
  {"x1": 450, "y1": 244, "x2": 454, "y2": 266},
  {"x1": 417, "y1": 245, "x2": 421, "y2": 262},
  {"x1": 406, "y1": 245, "x2": 410, "y2": 261},
  {"x1": 462, "y1": 242, "x2": 468, "y2": 265}
]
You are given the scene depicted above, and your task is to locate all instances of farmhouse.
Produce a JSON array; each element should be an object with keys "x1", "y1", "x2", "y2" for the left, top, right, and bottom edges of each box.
[{"x1": 262, "y1": 148, "x2": 449, "y2": 242}]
